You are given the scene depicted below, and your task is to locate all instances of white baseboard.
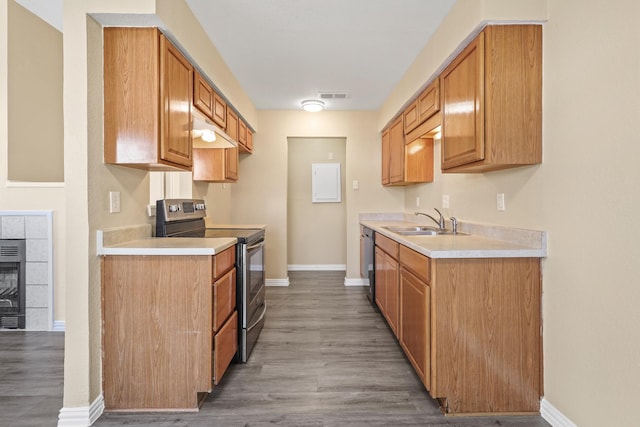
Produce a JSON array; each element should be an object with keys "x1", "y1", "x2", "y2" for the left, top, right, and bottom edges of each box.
[
  {"x1": 53, "y1": 320, "x2": 65, "y2": 332},
  {"x1": 541, "y1": 398, "x2": 577, "y2": 427},
  {"x1": 344, "y1": 277, "x2": 369, "y2": 287},
  {"x1": 287, "y1": 264, "x2": 346, "y2": 271},
  {"x1": 266, "y1": 277, "x2": 290, "y2": 287},
  {"x1": 58, "y1": 394, "x2": 104, "y2": 426}
]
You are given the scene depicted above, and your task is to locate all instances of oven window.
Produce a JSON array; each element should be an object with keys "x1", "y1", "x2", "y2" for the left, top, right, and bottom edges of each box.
[{"x1": 246, "y1": 242, "x2": 264, "y2": 305}]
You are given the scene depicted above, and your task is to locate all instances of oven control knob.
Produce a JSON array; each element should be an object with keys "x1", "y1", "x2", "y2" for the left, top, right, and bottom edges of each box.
[
  {"x1": 168, "y1": 204, "x2": 180, "y2": 212},
  {"x1": 195, "y1": 203, "x2": 206, "y2": 211}
]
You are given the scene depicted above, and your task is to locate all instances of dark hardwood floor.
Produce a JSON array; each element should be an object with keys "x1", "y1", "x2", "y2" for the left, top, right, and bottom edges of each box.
[{"x1": 1, "y1": 271, "x2": 551, "y2": 426}]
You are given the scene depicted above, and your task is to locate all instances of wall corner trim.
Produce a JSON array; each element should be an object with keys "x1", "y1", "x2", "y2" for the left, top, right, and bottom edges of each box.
[
  {"x1": 541, "y1": 398, "x2": 578, "y2": 427},
  {"x1": 57, "y1": 394, "x2": 104, "y2": 426}
]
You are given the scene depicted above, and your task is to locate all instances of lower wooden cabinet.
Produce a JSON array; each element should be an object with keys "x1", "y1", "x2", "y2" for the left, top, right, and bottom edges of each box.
[
  {"x1": 101, "y1": 247, "x2": 237, "y2": 411},
  {"x1": 399, "y1": 246, "x2": 431, "y2": 390},
  {"x1": 374, "y1": 234, "x2": 399, "y2": 336},
  {"x1": 374, "y1": 233, "x2": 542, "y2": 415}
]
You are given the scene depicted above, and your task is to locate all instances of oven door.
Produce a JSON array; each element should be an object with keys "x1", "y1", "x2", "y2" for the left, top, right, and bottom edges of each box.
[{"x1": 243, "y1": 239, "x2": 265, "y2": 328}]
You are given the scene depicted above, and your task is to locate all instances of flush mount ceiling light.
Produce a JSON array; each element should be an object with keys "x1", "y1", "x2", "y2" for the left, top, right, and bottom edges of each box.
[{"x1": 301, "y1": 99, "x2": 325, "y2": 113}]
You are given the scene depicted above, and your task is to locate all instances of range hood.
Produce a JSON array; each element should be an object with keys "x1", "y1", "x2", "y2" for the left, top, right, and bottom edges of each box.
[{"x1": 191, "y1": 109, "x2": 237, "y2": 149}]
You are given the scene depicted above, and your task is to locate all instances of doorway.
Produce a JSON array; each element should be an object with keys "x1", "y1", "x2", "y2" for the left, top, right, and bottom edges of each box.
[{"x1": 287, "y1": 137, "x2": 347, "y2": 271}]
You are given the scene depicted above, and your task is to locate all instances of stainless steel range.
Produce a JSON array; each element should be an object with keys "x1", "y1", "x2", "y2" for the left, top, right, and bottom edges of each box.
[{"x1": 156, "y1": 199, "x2": 266, "y2": 363}]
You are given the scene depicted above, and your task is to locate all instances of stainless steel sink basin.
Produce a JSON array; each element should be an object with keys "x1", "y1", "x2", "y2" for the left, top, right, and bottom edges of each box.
[{"x1": 382, "y1": 225, "x2": 467, "y2": 236}]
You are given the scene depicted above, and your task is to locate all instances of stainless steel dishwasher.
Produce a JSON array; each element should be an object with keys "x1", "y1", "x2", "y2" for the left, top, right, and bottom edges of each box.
[{"x1": 360, "y1": 225, "x2": 375, "y2": 304}]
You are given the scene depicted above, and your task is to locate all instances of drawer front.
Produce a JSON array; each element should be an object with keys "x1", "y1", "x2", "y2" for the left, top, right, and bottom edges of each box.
[
  {"x1": 375, "y1": 233, "x2": 399, "y2": 260},
  {"x1": 212, "y1": 310, "x2": 238, "y2": 385},
  {"x1": 213, "y1": 268, "x2": 236, "y2": 333},
  {"x1": 213, "y1": 246, "x2": 235, "y2": 279},
  {"x1": 399, "y1": 245, "x2": 430, "y2": 283}
]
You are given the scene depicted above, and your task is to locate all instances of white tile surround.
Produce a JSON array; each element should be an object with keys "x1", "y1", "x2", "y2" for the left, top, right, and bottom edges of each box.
[{"x1": 0, "y1": 211, "x2": 55, "y2": 331}]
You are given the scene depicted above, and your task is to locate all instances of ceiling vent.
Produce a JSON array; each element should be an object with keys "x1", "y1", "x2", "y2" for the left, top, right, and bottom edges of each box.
[{"x1": 318, "y1": 92, "x2": 349, "y2": 100}]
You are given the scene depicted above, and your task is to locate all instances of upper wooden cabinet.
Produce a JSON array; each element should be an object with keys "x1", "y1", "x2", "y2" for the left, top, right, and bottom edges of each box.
[
  {"x1": 193, "y1": 70, "x2": 215, "y2": 120},
  {"x1": 381, "y1": 115, "x2": 434, "y2": 186},
  {"x1": 238, "y1": 118, "x2": 251, "y2": 153},
  {"x1": 104, "y1": 27, "x2": 193, "y2": 171},
  {"x1": 226, "y1": 109, "x2": 238, "y2": 142},
  {"x1": 440, "y1": 25, "x2": 542, "y2": 172},
  {"x1": 192, "y1": 147, "x2": 238, "y2": 182},
  {"x1": 404, "y1": 78, "x2": 440, "y2": 135},
  {"x1": 212, "y1": 92, "x2": 227, "y2": 129}
]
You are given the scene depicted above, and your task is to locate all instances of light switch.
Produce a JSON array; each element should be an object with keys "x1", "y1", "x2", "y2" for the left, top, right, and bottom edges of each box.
[
  {"x1": 442, "y1": 194, "x2": 450, "y2": 209},
  {"x1": 328, "y1": 152, "x2": 334, "y2": 160},
  {"x1": 352, "y1": 180, "x2": 359, "y2": 190},
  {"x1": 416, "y1": 197, "x2": 420, "y2": 207},
  {"x1": 109, "y1": 191, "x2": 121, "y2": 213},
  {"x1": 497, "y1": 193, "x2": 505, "y2": 211}
]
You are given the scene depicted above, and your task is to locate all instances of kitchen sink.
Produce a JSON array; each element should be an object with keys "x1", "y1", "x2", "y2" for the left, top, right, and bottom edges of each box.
[{"x1": 382, "y1": 225, "x2": 467, "y2": 236}]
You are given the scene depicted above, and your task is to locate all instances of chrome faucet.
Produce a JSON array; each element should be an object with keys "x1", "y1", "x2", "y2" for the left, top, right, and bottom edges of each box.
[{"x1": 415, "y1": 208, "x2": 446, "y2": 230}]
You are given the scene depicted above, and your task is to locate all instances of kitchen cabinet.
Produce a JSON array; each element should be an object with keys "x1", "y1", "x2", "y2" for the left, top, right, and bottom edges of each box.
[
  {"x1": 246, "y1": 129, "x2": 253, "y2": 152},
  {"x1": 193, "y1": 70, "x2": 215, "y2": 120},
  {"x1": 374, "y1": 233, "x2": 399, "y2": 336},
  {"x1": 381, "y1": 115, "x2": 434, "y2": 186},
  {"x1": 238, "y1": 118, "x2": 249, "y2": 153},
  {"x1": 192, "y1": 147, "x2": 238, "y2": 182},
  {"x1": 381, "y1": 128, "x2": 390, "y2": 185},
  {"x1": 373, "y1": 231, "x2": 542, "y2": 414},
  {"x1": 101, "y1": 246, "x2": 238, "y2": 410},
  {"x1": 398, "y1": 246, "x2": 430, "y2": 390},
  {"x1": 226, "y1": 109, "x2": 239, "y2": 142},
  {"x1": 403, "y1": 78, "x2": 440, "y2": 135},
  {"x1": 104, "y1": 27, "x2": 193, "y2": 171},
  {"x1": 212, "y1": 91, "x2": 227, "y2": 129},
  {"x1": 440, "y1": 25, "x2": 542, "y2": 172}
]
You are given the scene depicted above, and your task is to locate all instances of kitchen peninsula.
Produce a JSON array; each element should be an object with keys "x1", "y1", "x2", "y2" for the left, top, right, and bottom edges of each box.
[
  {"x1": 361, "y1": 213, "x2": 546, "y2": 415},
  {"x1": 97, "y1": 225, "x2": 238, "y2": 411}
]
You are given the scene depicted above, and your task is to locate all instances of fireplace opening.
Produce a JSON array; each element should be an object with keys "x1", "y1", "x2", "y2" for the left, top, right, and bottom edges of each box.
[{"x1": 0, "y1": 239, "x2": 26, "y2": 329}]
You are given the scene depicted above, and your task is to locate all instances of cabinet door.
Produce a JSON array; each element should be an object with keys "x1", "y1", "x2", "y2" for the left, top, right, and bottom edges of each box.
[
  {"x1": 213, "y1": 268, "x2": 236, "y2": 333},
  {"x1": 193, "y1": 70, "x2": 214, "y2": 119},
  {"x1": 212, "y1": 92, "x2": 227, "y2": 128},
  {"x1": 386, "y1": 255, "x2": 399, "y2": 336},
  {"x1": 246, "y1": 130, "x2": 253, "y2": 152},
  {"x1": 400, "y1": 267, "x2": 430, "y2": 389},
  {"x1": 225, "y1": 147, "x2": 238, "y2": 181},
  {"x1": 388, "y1": 116, "x2": 405, "y2": 183},
  {"x1": 226, "y1": 109, "x2": 238, "y2": 142},
  {"x1": 381, "y1": 129, "x2": 390, "y2": 185},
  {"x1": 213, "y1": 310, "x2": 238, "y2": 385},
  {"x1": 403, "y1": 100, "x2": 419, "y2": 134},
  {"x1": 238, "y1": 119, "x2": 248, "y2": 151},
  {"x1": 440, "y1": 32, "x2": 485, "y2": 170},
  {"x1": 159, "y1": 35, "x2": 193, "y2": 167},
  {"x1": 418, "y1": 78, "x2": 440, "y2": 123}
]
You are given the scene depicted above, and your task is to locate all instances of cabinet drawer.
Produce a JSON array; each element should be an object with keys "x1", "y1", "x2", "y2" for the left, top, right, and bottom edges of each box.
[
  {"x1": 376, "y1": 233, "x2": 399, "y2": 260},
  {"x1": 399, "y1": 245, "x2": 430, "y2": 283},
  {"x1": 212, "y1": 310, "x2": 238, "y2": 385},
  {"x1": 213, "y1": 246, "x2": 235, "y2": 279},
  {"x1": 213, "y1": 268, "x2": 236, "y2": 333}
]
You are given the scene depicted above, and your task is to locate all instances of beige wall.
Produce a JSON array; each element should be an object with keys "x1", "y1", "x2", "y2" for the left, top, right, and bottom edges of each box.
[
  {"x1": 0, "y1": 2, "x2": 66, "y2": 323},
  {"x1": 287, "y1": 137, "x2": 347, "y2": 267},
  {"x1": 61, "y1": 0, "x2": 256, "y2": 410},
  {"x1": 230, "y1": 110, "x2": 404, "y2": 282},
  {"x1": 7, "y1": 1, "x2": 64, "y2": 182},
  {"x1": 383, "y1": 0, "x2": 640, "y2": 425}
]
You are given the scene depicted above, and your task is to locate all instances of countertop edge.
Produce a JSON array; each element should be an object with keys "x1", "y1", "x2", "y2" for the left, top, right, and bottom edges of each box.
[{"x1": 361, "y1": 219, "x2": 547, "y2": 259}]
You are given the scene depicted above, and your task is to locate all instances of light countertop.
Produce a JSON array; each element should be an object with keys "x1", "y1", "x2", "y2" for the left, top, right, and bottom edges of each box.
[
  {"x1": 361, "y1": 216, "x2": 546, "y2": 259},
  {"x1": 96, "y1": 224, "x2": 237, "y2": 256}
]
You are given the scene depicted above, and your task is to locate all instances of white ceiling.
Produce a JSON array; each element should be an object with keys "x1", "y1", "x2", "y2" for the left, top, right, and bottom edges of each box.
[
  {"x1": 185, "y1": 0, "x2": 455, "y2": 111},
  {"x1": 16, "y1": 0, "x2": 456, "y2": 112}
]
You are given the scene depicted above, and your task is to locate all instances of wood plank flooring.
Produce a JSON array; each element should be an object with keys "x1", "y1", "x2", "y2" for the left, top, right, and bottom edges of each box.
[{"x1": 0, "y1": 271, "x2": 551, "y2": 426}]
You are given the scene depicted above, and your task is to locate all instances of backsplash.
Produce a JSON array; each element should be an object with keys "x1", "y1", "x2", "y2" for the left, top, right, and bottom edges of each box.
[{"x1": 0, "y1": 212, "x2": 54, "y2": 331}]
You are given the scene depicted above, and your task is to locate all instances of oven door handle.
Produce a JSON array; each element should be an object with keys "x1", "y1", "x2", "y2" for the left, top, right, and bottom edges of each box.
[
  {"x1": 247, "y1": 241, "x2": 265, "y2": 251},
  {"x1": 247, "y1": 301, "x2": 266, "y2": 332}
]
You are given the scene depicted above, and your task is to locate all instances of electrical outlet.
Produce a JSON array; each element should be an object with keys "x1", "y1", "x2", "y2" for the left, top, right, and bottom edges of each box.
[
  {"x1": 109, "y1": 191, "x2": 121, "y2": 213},
  {"x1": 416, "y1": 197, "x2": 420, "y2": 207},
  {"x1": 497, "y1": 193, "x2": 505, "y2": 211},
  {"x1": 442, "y1": 194, "x2": 450, "y2": 209},
  {"x1": 352, "y1": 180, "x2": 359, "y2": 190},
  {"x1": 328, "y1": 152, "x2": 334, "y2": 160}
]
